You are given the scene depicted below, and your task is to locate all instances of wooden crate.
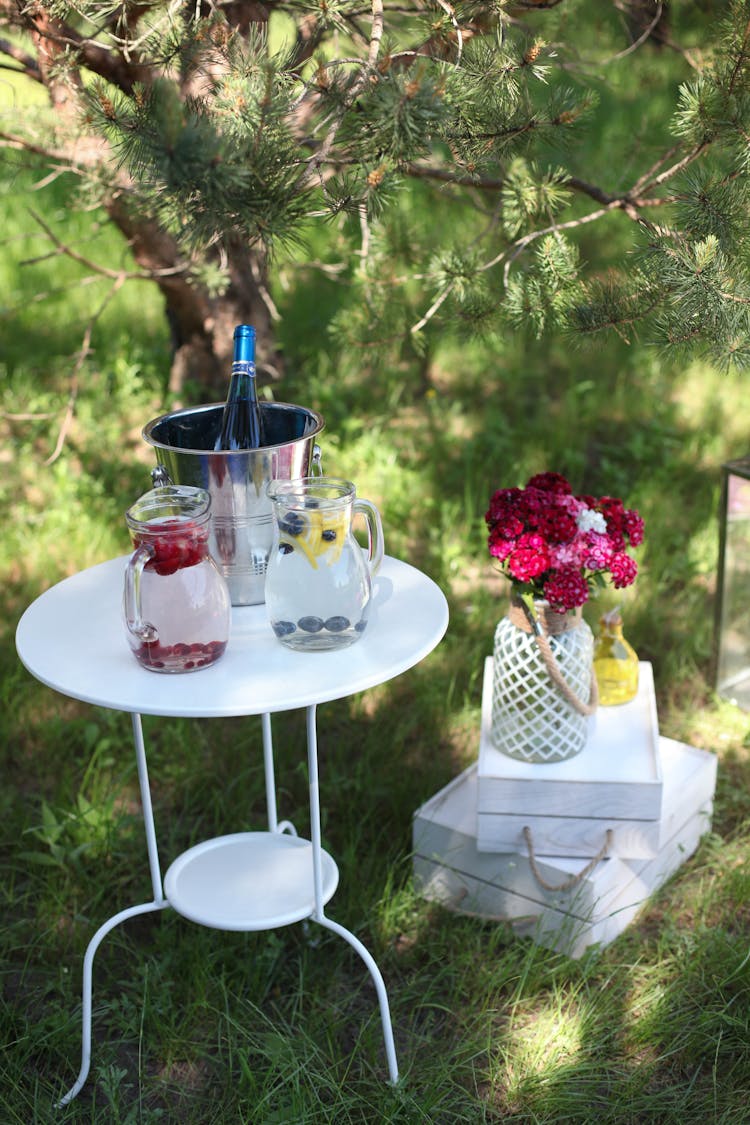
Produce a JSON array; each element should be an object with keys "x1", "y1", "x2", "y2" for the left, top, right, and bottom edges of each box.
[
  {"x1": 413, "y1": 737, "x2": 716, "y2": 959},
  {"x1": 477, "y1": 657, "x2": 665, "y2": 858}
]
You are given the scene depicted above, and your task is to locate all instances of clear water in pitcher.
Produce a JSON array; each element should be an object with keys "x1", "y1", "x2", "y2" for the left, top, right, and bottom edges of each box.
[{"x1": 265, "y1": 503, "x2": 370, "y2": 651}]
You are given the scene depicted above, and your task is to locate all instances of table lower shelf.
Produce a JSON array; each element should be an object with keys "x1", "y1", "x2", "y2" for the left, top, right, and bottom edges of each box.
[{"x1": 163, "y1": 831, "x2": 339, "y2": 931}]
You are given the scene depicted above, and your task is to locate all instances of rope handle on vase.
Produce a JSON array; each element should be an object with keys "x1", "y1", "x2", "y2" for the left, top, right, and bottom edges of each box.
[
  {"x1": 522, "y1": 825, "x2": 614, "y2": 892},
  {"x1": 517, "y1": 599, "x2": 599, "y2": 717}
]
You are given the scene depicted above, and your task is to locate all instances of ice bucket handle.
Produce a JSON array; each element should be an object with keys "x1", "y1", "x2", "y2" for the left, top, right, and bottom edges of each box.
[
  {"x1": 311, "y1": 444, "x2": 323, "y2": 476},
  {"x1": 151, "y1": 464, "x2": 173, "y2": 487}
]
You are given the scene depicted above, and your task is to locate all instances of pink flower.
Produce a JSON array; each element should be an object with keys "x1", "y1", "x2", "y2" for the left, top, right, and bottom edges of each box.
[
  {"x1": 507, "y1": 533, "x2": 550, "y2": 582},
  {"x1": 610, "y1": 552, "x2": 638, "y2": 588},
  {"x1": 548, "y1": 542, "x2": 584, "y2": 569},
  {"x1": 488, "y1": 529, "x2": 516, "y2": 561},
  {"x1": 582, "y1": 532, "x2": 614, "y2": 571},
  {"x1": 560, "y1": 494, "x2": 586, "y2": 516}
]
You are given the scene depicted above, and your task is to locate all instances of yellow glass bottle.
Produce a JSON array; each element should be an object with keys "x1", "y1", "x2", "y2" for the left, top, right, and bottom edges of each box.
[{"x1": 593, "y1": 608, "x2": 639, "y2": 705}]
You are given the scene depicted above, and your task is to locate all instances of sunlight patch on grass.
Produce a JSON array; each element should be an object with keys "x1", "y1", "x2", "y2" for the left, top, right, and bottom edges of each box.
[{"x1": 494, "y1": 998, "x2": 588, "y2": 1106}]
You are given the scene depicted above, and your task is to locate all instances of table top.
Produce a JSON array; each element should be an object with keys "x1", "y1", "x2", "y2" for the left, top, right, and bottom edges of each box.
[{"x1": 16, "y1": 555, "x2": 449, "y2": 718}]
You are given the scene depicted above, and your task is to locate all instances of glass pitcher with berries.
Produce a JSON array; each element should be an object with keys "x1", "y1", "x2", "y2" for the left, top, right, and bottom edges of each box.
[
  {"x1": 123, "y1": 485, "x2": 231, "y2": 672},
  {"x1": 265, "y1": 477, "x2": 384, "y2": 651}
]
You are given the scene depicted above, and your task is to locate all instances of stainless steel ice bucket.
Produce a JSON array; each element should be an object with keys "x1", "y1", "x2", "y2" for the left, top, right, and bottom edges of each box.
[{"x1": 142, "y1": 401, "x2": 325, "y2": 606}]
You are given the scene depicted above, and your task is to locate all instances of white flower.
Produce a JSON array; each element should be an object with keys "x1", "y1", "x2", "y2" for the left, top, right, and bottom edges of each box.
[{"x1": 576, "y1": 507, "x2": 607, "y2": 534}]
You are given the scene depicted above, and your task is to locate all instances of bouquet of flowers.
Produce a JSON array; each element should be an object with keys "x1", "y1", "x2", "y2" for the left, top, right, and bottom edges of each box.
[{"x1": 485, "y1": 472, "x2": 644, "y2": 613}]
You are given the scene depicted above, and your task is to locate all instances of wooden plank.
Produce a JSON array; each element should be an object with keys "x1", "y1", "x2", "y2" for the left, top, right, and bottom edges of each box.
[
  {"x1": 477, "y1": 658, "x2": 663, "y2": 821},
  {"x1": 414, "y1": 765, "x2": 632, "y2": 918},
  {"x1": 412, "y1": 737, "x2": 716, "y2": 952},
  {"x1": 476, "y1": 737, "x2": 716, "y2": 859},
  {"x1": 414, "y1": 802, "x2": 710, "y2": 958}
]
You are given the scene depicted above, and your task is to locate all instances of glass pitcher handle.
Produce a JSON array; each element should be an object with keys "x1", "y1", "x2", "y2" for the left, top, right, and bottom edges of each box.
[
  {"x1": 353, "y1": 498, "x2": 384, "y2": 575},
  {"x1": 123, "y1": 544, "x2": 159, "y2": 642}
]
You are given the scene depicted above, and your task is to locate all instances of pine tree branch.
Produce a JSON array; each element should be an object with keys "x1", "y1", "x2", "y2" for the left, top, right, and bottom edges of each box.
[
  {"x1": 607, "y1": 2, "x2": 664, "y2": 62},
  {"x1": 725, "y1": 15, "x2": 750, "y2": 98},
  {"x1": 433, "y1": 0, "x2": 463, "y2": 64},
  {"x1": 411, "y1": 281, "x2": 455, "y2": 333},
  {"x1": 510, "y1": 1, "x2": 567, "y2": 9},
  {"x1": 0, "y1": 37, "x2": 42, "y2": 79},
  {"x1": 631, "y1": 141, "x2": 709, "y2": 195},
  {"x1": 403, "y1": 161, "x2": 678, "y2": 213},
  {"x1": 717, "y1": 290, "x2": 750, "y2": 305},
  {"x1": 0, "y1": 129, "x2": 84, "y2": 165},
  {"x1": 284, "y1": 9, "x2": 326, "y2": 74},
  {"x1": 26, "y1": 207, "x2": 188, "y2": 281},
  {"x1": 494, "y1": 206, "x2": 613, "y2": 287},
  {"x1": 44, "y1": 273, "x2": 126, "y2": 465},
  {"x1": 19, "y1": 6, "x2": 149, "y2": 96},
  {"x1": 628, "y1": 143, "x2": 685, "y2": 196},
  {"x1": 410, "y1": 196, "x2": 630, "y2": 337},
  {"x1": 302, "y1": 0, "x2": 385, "y2": 188}
]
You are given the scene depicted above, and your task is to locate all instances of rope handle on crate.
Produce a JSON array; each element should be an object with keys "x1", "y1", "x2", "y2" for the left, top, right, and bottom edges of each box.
[
  {"x1": 522, "y1": 825, "x2": 614, "y2": 892},
  {"x1": 514, "y1": 599, "x2": 599, "y2": 717}
]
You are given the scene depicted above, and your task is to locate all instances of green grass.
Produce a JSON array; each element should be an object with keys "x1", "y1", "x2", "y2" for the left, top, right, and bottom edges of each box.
[{"x1": 5, "y1": 156, "x2": 750, "y2": 1122}]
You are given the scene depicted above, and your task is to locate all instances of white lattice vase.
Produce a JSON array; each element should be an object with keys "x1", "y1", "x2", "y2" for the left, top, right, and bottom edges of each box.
[{"x1": 490, "y1": 599, "x2": 595, "y2": 764}]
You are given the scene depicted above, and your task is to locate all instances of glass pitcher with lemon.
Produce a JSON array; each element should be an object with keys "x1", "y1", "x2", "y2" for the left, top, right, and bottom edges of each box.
[{"x1": 264, "y1": 477, "x2": 384, "y2": 651}]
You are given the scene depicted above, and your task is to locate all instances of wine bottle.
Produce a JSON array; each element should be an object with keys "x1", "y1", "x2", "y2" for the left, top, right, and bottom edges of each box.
[{"x1": 214, "y1": 324, "x2": 265, "y2": 450}]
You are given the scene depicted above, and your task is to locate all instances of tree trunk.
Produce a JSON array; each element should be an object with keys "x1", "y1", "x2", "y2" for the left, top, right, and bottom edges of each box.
[
  {"x1": 106, "y1": 196, "x2": 280, "y2": 398},
  {"x1": 14, "y1": 0, "x2": 281, "y2": 401}
]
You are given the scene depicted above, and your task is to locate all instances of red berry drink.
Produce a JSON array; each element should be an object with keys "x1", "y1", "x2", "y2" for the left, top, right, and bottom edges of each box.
[{"x1": 123, "y1": 489, "x2": 231, "y2": 673}]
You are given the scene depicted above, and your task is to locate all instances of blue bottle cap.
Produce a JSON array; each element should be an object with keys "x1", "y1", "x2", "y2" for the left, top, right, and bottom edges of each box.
[{"x1": 233, "y1": 324, "x2": 256, "y2": 365}]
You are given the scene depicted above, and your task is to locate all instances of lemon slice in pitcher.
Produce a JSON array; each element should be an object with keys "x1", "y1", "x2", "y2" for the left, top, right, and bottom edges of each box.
[{"x1": 279, "y1": 508, "x2": 347, "y2": 567}]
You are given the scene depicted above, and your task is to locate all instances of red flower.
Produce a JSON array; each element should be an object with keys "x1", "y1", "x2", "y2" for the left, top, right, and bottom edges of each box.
[
  {"x1": 543, "y1": 567, "x2": 590, "y2": 612},
  {"x1": 507, "y1": 533, "x2": 550, "y2": 582},
  {"x1": 485, "y1": 488, "x2": 523, "y2": 525},
  {"x1": 539, "y1": 509, "x2": 578, "y2": 543},
  {"x1": 624, "y1": 509, "x2": 645, "y2": 546},
  {"x1": 486, "y1": 472, "x2": 643, "y2": 611},
  {"x1": 599, "y1": 496, "x2": 626, "y2": 532},
  {"x1": 527, "y1": 472, "x2": 573, "y2": 495}
]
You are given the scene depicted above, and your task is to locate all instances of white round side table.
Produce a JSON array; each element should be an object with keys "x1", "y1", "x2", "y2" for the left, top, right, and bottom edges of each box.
[{"x1": 16, "y1": 554, "x2": 449, "y2": 1106}]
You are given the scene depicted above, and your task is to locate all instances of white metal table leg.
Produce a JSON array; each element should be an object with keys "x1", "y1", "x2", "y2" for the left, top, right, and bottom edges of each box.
[
  {"x1": 56, "y1": 900, "x2": 169, "y2": 1107},
  {"x1": 316, "y1": 914, "x2": 400, "y2": 1084},
  {"x1": 305, "y1": 704, "x2": 399, "y2": 1084},
  {"x1": 262, "y1": 712, "x2": 296, "y2": 836},
  {"x1": 307, "y1": 705, "x2": 326, "y2": 916},
  {"x1": 58, "y1": 711, "x2": 168, "y2": 1106},
  {"x1": 262, "y1": 712, "x2": 278, "y2": 832},
  {"x1": 132, "y1": 713, "x2": 165, "y2": 904}
]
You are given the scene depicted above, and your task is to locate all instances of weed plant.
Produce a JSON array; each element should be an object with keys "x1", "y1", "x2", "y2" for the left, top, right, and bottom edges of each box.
[{"x1": 4, "y1": 162, "x2": 750, "y2": 1122}]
